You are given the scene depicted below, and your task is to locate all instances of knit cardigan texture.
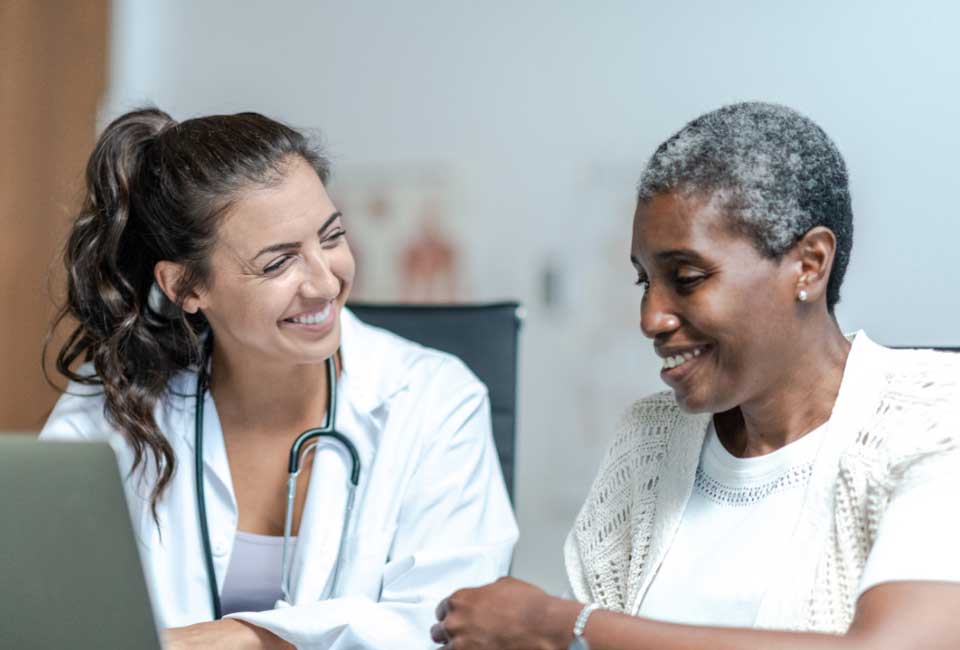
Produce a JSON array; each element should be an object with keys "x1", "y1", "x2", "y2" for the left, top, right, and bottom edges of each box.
[{"x1": 564, "y1": 332, "x2": 959, "y2": 633}]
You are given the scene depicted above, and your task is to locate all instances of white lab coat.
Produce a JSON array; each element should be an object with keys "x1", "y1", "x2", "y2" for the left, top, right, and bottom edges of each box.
[{"x1": 40, "y1": 308, "x2": 518, "y2": 649}]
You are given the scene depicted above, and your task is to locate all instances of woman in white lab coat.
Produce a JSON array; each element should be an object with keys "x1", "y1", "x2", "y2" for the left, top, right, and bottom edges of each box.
[{"x1": 40, "y1": 107, "x2": 517, "y2": 650}]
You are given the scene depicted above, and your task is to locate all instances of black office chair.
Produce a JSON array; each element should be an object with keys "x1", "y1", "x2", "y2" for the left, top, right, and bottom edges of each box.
[
  {"x1": 348, "y1": 302, "x2": 523, "y2": 502},
  {"x1": 895, "y1": 347, "x2": 959, "y2": 353}
]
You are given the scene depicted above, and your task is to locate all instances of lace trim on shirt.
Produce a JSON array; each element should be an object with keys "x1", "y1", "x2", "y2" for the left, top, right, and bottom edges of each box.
[{"x1": 694, "y1": 462, "x2": 814, "y2": 506}]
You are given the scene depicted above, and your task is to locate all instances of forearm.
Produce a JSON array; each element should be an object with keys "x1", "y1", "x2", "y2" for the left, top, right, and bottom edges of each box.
[
  {"x1": 236, "y1": 620, "x2": 295, "y2": 650},
  {"x1": 229, "y1": 596, "x2": 437, "y2": 649},
  {"x1": 164, "y1": 619, "x2": 294, "y2": 650},
  {"x1": 542, "y1": 598, "x2": 872, "y2": 650}
]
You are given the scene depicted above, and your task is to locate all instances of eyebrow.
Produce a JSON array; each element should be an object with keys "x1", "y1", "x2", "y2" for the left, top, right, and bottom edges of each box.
[
  {"x1": 655, "y1": 248, "x2": 705, "y2": 262},
  {"x1": 630, "y1": 249, "x2": 707, "y2": 268},
  {"x1": 251, "y1": 211, "x2": 343, "y2": 260}
]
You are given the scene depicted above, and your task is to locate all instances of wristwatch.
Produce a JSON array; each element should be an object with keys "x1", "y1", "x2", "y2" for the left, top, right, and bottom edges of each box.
[{"x1": 568, "y1": 602, "x2": 601, "y2": 650}]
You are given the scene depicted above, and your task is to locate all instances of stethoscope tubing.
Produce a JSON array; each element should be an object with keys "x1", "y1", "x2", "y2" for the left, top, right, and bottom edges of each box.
[{"x1": 194, "y1": 350, "x2": 360, "y2": 620}]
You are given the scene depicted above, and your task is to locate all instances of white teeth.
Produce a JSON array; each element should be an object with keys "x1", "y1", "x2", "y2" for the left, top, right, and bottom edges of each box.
[
  {"x1": 289, "y1": 303, "x2": 332, "y2": 325},
  {"x1": 661, "y1": 346, "x2": 706, "y2": 371}
]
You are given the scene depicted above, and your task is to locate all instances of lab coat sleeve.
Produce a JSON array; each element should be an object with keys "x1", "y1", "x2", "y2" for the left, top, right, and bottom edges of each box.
[{"x1": 227, "y1": 358, "x2": 519, "y2": 649}]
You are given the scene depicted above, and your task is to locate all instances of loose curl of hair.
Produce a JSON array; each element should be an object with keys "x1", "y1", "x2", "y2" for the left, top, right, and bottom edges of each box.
[
  {"x1": 44, "y1": 107, "x2": 330, "y2": 517},
  {"x1": 637, "y1": 102, "x2": 854, "y2": 312}
]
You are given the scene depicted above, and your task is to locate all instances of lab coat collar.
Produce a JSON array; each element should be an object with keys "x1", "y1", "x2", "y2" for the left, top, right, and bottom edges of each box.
[
  {"x1": 174, "y1": 368, "x2": 235, "y2": 509},
  {"x1": 177, "y1": 306, "x2": 408, "y2": 451},
  {"x1": 337, "y1": 306, "x2": 413, "y2": 413}
]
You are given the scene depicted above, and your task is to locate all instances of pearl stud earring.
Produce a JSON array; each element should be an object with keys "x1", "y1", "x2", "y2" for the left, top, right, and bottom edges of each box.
[{"x1": 798, "y1": 289, "x2": 809, "y2": 302}]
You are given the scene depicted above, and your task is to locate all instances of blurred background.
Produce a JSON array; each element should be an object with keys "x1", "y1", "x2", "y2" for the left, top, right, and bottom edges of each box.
[{"x1": 2, "y1": 0, "x2": 958, "y2": 593}]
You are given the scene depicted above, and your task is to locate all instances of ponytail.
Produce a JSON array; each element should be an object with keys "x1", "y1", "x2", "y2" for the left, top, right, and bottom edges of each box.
[{"x1": 46, "y1": 109, "x2": 186, "y2": 515}]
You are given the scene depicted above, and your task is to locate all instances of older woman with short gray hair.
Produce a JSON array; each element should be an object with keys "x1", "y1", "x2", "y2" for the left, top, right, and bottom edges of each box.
[{"x1": 432, "y1": 102, "x2": 960, "y2": 650}]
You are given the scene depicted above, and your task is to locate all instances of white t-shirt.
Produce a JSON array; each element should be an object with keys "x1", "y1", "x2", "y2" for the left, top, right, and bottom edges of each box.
[{"x1": 638, "y1": 420, "x2": 960, "y2": 627}]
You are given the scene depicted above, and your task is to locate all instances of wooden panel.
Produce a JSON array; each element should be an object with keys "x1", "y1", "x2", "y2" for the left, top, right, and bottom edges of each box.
[{"x1": 0, "y1": 0, "x2": 109, "y2": 430}]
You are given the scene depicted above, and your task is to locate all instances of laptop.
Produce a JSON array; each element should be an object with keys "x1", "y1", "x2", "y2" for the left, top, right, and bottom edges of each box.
[{"x1": 0, "y1": 436, "x2": 162, "y2": 650}]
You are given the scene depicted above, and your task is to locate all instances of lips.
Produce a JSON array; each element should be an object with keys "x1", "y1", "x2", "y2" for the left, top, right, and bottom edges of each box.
[
  {"x1": 281, "y1": 301, "x2": 336, "y2": 330},
  {"x1": 656, "y1": 343, "x2": 713, "y2": 386},
  {"x1": 284, "y1": 303, "x2": 331, "y2": 325},
  {"x1": 660, "y1": 345, "x2": 707, "y2": 371}
]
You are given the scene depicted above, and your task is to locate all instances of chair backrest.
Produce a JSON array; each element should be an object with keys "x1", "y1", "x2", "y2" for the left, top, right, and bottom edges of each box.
[
  {"x1": 895, "y1": 347, "x2": 959, "y2": 352},
  {"x1": 349, "y1": 302, "x2": 522, "y2": 501}
]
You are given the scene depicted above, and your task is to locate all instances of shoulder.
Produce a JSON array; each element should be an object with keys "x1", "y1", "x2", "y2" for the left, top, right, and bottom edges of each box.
[
  {"x1": 39, "y1": 363, "x2": 110, "y2": 442},
  {"x1": 605, "y1": 390, "x2": 701, "y2": 462},
  {"x1": 845, "y1": 340, "x2": 960, "y2": 479},
  {"x1": 39, "y1": 362, "x2": 193, "y2": 444},
  {"x1": 577, "y1": 391, "x2": 696, "y2": 520},
  {"x1": 342, "y1": 308, "x2": 487, "y2": 405},
  {"x1": 576, "y1": 390, "x2": 708, "y2": 527},
  {"x1": 875, "y1": 345, "x2": 960, "y2": 405},
  {"x1": 618, "y1": 390, "x2": 690, "y2": 435},
  {"x1": 872, "y1": 345, "x2": 959, "y2": 439}
]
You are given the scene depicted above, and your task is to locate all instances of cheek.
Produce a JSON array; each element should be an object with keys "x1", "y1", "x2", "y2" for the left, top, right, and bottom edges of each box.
[
  {"x1": 333, "y1": 247, "x2": 356, "y2": 288},
  {"x1": 214, "y1": 280, "x2": 293, "y2": 330},
  {"x1": 704, "y1": 285, "x2": 788, "y2": 391}
]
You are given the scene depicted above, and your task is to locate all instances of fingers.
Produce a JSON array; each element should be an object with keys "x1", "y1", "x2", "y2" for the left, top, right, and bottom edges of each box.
[
  {"x1": 436, "y1": 596, "x2": 451, "y2": 621},
  {"x1": 434, "y1": 592, "x2": 464, "y2": 648},
  {"x1": 435, "y1": 589, "x2": 471, "y2": 647},
  {"x1": 430, "y1": 621, "x2": 448, "y2": 644}
]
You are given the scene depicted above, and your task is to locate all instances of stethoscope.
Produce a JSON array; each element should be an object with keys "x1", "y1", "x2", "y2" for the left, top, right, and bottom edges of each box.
[{"x1": 194, "y1": 348, "x2": 361, "y2": 619}]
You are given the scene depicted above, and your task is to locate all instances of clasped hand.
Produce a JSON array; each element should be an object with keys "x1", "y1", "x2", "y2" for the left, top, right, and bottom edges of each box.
[{"x1": 431, "y1": 576, "x2": 580, "y2": 650}]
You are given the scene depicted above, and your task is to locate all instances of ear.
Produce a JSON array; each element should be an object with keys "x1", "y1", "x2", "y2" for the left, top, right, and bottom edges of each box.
[
  {"x1": 154, "y1": 261, "x2": 204, "y2": 315},
  {"x1": 790, "y1": 226, "x2": 836, "y2": 303}
]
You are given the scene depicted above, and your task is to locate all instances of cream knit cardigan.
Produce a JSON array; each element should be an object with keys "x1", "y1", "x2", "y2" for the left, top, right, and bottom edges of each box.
[{"x1": 564, "y1": 332, "x2": 960, "y2": 633}]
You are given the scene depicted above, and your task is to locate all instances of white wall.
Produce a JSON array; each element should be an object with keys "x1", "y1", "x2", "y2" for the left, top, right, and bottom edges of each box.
[{"x1": 106, "y1": 0, "x2": 960, "y2": 593}]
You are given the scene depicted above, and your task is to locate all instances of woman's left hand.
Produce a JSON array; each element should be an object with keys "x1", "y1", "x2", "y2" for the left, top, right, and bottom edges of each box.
[
  {"x1": 431, "y1": 576, "x2": 581, "y2": 650},
  {"x1": 164, "y1": 619, "x2": 293, "y2": 650}
]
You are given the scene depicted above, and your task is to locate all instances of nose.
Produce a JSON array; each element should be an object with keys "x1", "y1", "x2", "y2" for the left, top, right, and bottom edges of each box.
[
  {"x1": 639, "y1": 285, "x2": 681, "y2": 339},
  {"x1": 300, "y1": 251, "x2": 340, "y2": 299}
]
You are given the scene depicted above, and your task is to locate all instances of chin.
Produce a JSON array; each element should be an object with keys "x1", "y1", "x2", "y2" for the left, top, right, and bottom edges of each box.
[{"x1": 672, "y1": 387, "x2": 718, "y2": 414}]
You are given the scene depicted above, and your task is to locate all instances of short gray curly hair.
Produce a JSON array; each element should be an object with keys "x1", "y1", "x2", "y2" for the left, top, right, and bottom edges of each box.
[{"x1": 637, "y1": 102, "x2": 853, "y2": 311}]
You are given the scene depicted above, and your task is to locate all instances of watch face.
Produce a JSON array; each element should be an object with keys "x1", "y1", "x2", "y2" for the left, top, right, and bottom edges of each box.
[{"x1": 568, "y1": 638, "x2": 590, "y2": 650}]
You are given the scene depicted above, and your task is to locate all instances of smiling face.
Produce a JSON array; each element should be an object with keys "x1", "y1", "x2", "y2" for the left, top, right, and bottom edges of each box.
[
  {"x1": 187, "y1": 156, "x2": 354, "y2": 370},
  {"x1": 631, "y1": 191, "x2": 804, "y2": 413}
]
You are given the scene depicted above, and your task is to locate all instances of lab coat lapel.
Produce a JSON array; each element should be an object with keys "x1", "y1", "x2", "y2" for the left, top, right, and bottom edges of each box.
[
  {"x1": 180, "y1": 382, "x2": 235, "y2": 510},
  {"x1": 287, "y1": 383, "x2": 396, "y2": 602},
  {"x1": 287, "y1": 308, "x2": 405, "y2": 603},
  {"x1": 173, "y1": 371, "x2": 237, "y2": 609},
  {"x1": 290, "y1": 309, "x2": 406, "y2": 604},
  {"x1": 288, "y1": 433, "x2": 353, "y2": 602}
]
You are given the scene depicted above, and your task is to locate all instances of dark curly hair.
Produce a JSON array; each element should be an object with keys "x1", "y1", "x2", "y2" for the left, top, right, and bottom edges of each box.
[{"x1": 45, "y1": 107, "x2": 329, "y2": 516}]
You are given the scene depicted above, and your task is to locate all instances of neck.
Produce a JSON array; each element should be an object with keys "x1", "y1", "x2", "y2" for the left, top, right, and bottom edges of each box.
[
  {"x1": 717, "y1": 317, "x2": 852, "y2": 458},
  {"x1": 207, "y1": 344, "x2": 332, "y2": 434}
]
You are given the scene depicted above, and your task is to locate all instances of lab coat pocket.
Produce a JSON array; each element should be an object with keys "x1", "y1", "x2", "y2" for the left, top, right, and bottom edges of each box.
[{"x1": 338, "y1": 526, "x2": 397, "y2": 600}]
